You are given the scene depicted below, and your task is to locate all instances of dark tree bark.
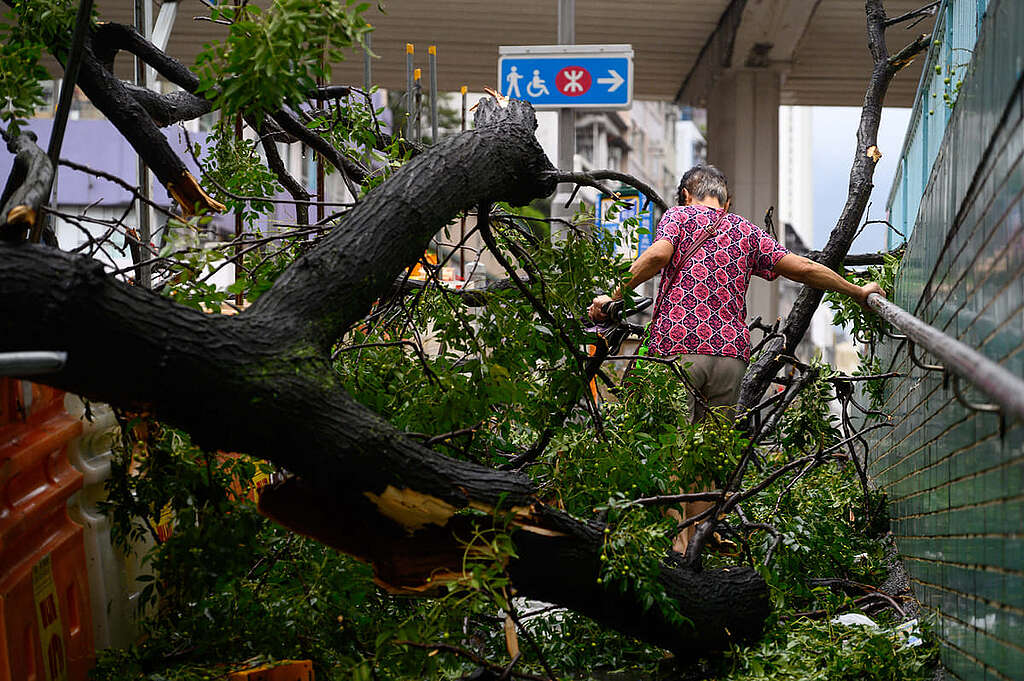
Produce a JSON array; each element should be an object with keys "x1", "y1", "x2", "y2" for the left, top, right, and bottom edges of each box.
[
  {"x1": 0, "y1": 98, "x2": 769, "y2": 656},
  {"x1": 124, "y1": 85, "x2": 212, "y2": 128},
  {"x1": 0, "y1": 129, "x2": 53, "y2": 239}
]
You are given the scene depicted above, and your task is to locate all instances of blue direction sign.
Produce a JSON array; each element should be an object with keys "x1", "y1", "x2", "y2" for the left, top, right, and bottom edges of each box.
[
  {"x1": 498, "y1": 45, "x2": 633, "y2": 110},
  {"x1": 598, "y1": 192, "x2": 655, "y2": 259}
]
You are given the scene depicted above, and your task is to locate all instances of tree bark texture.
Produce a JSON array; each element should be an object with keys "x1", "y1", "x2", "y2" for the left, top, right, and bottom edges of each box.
[
  {"x1": 0, "y1": 98, "x2": 768, "y2": 655},
  {"x1": 0, "y1": 130, "x2": 53, "y2": 238}
]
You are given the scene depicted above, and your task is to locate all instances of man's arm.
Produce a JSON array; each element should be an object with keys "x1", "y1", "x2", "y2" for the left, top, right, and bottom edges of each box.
[
  {"x1": 773, "y1": 253, "x2": 885, "y2": 303},
  {"x1": 588, "y1": 240, "x2": 674, "y2": 320}
]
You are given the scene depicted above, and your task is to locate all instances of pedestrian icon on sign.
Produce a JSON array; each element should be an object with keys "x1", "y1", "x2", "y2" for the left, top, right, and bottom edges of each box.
[
  {"x1": 526, "y1": 70, "x2": 550, "y2": 97},
  {"x1": 505, "y1": 66, "x2": 522, "y2": 98}
]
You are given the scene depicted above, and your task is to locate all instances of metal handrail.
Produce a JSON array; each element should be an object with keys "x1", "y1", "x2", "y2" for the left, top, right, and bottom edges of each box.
[
  {"x1": 0, "y1": 352, "x2": 68, "y2": 376},
  {"x1": 866, "y1": 293, "x2": 1024, "y2": 423}
]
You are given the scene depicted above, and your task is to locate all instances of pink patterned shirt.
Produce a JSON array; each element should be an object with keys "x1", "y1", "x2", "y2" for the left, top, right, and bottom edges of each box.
[{"x1": 647, "y1": 205, "x2": 789, "y2": 361}]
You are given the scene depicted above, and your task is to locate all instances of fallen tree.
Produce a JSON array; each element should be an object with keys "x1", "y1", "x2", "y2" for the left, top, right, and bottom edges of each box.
[{"x1": 0, "y1": 0, "x2": 932, "y2": 675}]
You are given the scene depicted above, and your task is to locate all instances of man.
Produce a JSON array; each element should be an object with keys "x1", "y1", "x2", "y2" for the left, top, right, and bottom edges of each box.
[{"x1": 588, "y1": 164, "x2": 885, "y2": 552}]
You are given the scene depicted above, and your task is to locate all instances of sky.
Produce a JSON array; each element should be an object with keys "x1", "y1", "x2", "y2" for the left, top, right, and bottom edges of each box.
[{"x1": 810, "y1": 106, "x2": 913, "y2": 254}]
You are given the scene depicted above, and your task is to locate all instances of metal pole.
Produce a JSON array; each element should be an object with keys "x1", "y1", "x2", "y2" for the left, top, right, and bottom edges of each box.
[
  {"x1": 316, "y1": 53, "x2": 325, "y2": 223},
  {"x1": 460, "y1": 85, "x2": 467, "y2": 131},
  {"x1": 866, "y1": 293, "x2": 1024, "y2": 423},
  {"x1": 405, "y1": 43, "x2": 414, "y2": 139},
  {"x1": 363, "y1": 28, "x2": 372, "y2": 91},
  {"x1": 134, "y1": 0, "x2": 153, "y2": 287},
  {"x1": 32, "y1": 0, "x2": 94, "y2": 244},
  {"x1": 551, "y1": 0, "x2": 575, "y2": 240},
  {"x1": 147, "y1": 0, "x2": 178, "y2": 86},
  {"x1": 45, "y1": 0, "x2": 94, "y2": 170},
  {"x1": 429, "y1": 45, "x2": 438, "y2": 143},
  {"x1": 413, "y1": 68, "x2": 422, "y2": 143},
  {"x1": 234, "y1": 113, "x2": 244, "y2": 305},
  {"x1": 459, "y1": 86, "x2": 467, "y2": 280}
]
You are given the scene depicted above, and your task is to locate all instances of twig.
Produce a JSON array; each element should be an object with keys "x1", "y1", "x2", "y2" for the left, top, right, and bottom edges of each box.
[
  {"x1": 819, "y1": 421, "x2": 894, "y2": 457},
  {"x1": 59, "y1": 159, "x2": 176, "y2": 218},
  {"x1": 605, "y1": 354, "x2": 712, "y2": 414},
  {"x1": 888, "y1": 33, "x2": 933, "y2": 72},
  {"x1": 743, "y1": 522, "x2": 783, "y2": 565},
  {"x1": 406, "y1": 423, "x2": 482, "y2": 447},
  {"x1": 785, "y1": 593, "x2": 898, "y2": 621},
  {"x1": 332, "y1": 338, "x2": 438, "y2": 384},
  {"x1": 883, "y1": 1, "x2": 939, "y2": 28},
  {"x1": 505, "y1": 600, "x2": 558, "y2": 681},
  {"x1": 546, "y1": 170, "x2": 668, "y2": 213},
  {"x1": 830, "y1": 372, "x2": 902, "y2": 382},
  {"x1": 395, "y1": 641, "x2": 548, "y2": 681},
  {"x1": 498, "y1": 653, "x2": 523, "y2": 681},
  {"x1": 182, "y1": 126, "x2": 355, "y2": 210},
  {"x1": 633, "y1": 491, "x2": 727, "y2": 506}
]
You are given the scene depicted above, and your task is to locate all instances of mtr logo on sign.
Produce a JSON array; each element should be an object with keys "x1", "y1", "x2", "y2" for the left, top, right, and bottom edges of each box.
[
  {"x1": 498, "y1": 45, "x2": 633, "y2": 110},
  {"x1": 556, "y1": 66, "x2": 591, "y2": 96}
]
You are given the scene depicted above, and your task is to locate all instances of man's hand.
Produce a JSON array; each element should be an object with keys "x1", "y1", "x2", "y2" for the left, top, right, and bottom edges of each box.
[
  {"x1": 859, "y1": 281, "x2": 886, "y2": 307},
  {"x1": 588, "y1": 294, "x2": 615, "y2": 322}
]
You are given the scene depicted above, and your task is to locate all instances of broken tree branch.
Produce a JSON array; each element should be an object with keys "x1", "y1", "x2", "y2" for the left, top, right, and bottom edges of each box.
[
  {"x1": 737, "y1": 1, "x2": 921, "y2": 412},
  {"x1": 0, "y1": 129, "x2": 54, "y2": 240}
]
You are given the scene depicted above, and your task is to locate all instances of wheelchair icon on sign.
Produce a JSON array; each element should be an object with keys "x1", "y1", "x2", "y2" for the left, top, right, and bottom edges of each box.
[{"x1": 526, "y1": 70, "x2": 550, "y2": 98}]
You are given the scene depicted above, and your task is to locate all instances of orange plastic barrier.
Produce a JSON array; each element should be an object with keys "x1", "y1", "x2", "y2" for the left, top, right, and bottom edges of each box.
[
  {"x1": 228, "y1": 659, "x2": 314, "y2": 681},
  {"x1": 0, "y1": 378, "x2": 94, "y2": 681}
]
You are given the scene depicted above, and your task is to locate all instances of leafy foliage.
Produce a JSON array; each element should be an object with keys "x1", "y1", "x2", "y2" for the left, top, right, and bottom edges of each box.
[
  {"x1": 0, "y1": 0, "x2": 87, "y2": 134},
  {"x1": 193, "y1": 121, "x2": 282, "y2": 226},
  {"x1": 0, "y1": 17, "x2": 49, "y2": 135},
  {"x1": 720, "y1": 618, "x2": 936, "y2": 681},
  {"x1": 824, "y1": 253, "x2": 900, "y2": 342},
  {"x1": 825, "y1": 252, "x2": 902, "y2": 411},
  {"x1": 193, "y1": 0, "x2": 373, "y2": 120}
]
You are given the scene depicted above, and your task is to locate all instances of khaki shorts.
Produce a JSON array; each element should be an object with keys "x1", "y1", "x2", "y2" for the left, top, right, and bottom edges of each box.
[{"x1": 678, "y1": 353, "x2": 747, "y2": 423}]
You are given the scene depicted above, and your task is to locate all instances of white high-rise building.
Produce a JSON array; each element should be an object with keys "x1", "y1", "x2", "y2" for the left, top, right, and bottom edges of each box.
[{"x1": 778, "y1": 105, "x2": 836, "y2": 364}]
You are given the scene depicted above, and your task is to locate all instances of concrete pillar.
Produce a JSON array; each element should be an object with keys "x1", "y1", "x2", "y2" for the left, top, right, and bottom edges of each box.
[
  {"x1": 595, "y1": 121, "x2": 608, "y2": 169},
  {"x1": 707, "y1": 70, "x2": 781, "y2": 325}
]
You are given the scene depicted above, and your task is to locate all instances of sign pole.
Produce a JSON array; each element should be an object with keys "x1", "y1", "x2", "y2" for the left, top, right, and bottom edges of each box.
[
  {"x1": 552, "y1": 0, "x2": 575, "y2": 241},
  {"x1": 405, "y1": 43, "x2": 414, "y2": 140},
  {"x1": 429, "y1": 45, "x2": 438, "y2": 144}
]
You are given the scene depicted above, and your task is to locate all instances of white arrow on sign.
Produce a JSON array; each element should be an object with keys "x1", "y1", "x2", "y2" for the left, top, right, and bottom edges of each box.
[{"x1": 597, "y1": 69, "x2": 625, "y2": 92}]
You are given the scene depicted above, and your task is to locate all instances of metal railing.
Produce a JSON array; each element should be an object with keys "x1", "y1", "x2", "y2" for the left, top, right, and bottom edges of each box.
[
  {"x1": 885, "y1": 0, "x2": 989, "y2": 249},
  {"x1": 865, "y1": 293, "x2": 1024, "y2": 424},
  {"x1": 0, "y1": 352, "x2": 67, "y2": 376}
]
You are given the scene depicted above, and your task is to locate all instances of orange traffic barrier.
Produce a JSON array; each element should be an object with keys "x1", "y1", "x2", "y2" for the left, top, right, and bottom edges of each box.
[
  {"x1": 220, "y1": 452, "x2": 272, "y2": 504},
  {"x1": 228, "y1": 659, "x2": 314, "y2": 681},
  {"x1": 0, "y1": 378, "x2": 95, "y2": 681}
]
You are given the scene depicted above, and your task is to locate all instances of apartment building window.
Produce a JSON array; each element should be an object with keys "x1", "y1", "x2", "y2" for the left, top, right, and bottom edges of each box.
[
  {"x1": 34, "y1": 80, "x2": 56, "y2": 117},
  {"x1": 630, "y1": 127, "x2": 645, "y2": 155},
  {"x1": 576, "y1": 125, "x2": 594, "y2": 164},
  {"x1": 608, "y1": 144, "x2": 624, "y2": 172}
]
